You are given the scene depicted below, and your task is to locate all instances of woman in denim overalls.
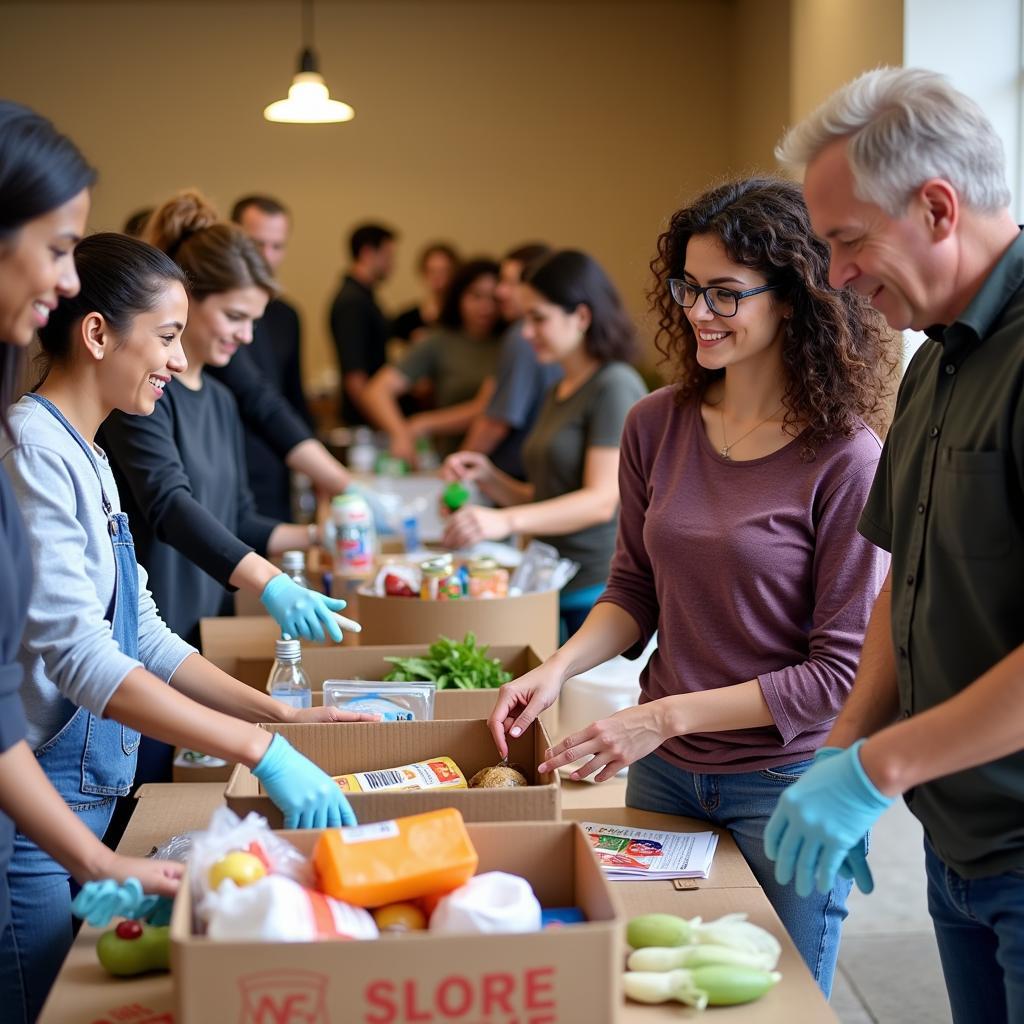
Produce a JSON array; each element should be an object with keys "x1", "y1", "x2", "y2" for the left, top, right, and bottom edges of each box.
[{"x1": 0, "y1": 233, "x2": 370, "y2": 1022}]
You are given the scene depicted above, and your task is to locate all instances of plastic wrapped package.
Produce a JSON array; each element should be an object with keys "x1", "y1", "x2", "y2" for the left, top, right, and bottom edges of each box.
[{"x1": 322, "y1": 679, "x2": 436, "y2": 721}]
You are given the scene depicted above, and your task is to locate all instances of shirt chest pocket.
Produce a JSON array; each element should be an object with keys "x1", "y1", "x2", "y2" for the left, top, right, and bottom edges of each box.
[{"x1": 932, "y1": 449, "x2": 1011, "y2": 559}]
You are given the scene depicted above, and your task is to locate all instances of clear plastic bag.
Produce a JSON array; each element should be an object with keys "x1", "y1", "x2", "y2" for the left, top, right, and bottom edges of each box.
[
  {"x1": 188, "y1": 806, "x2": 312, "y2": 909},
  {"x1": 322, "y1": 679, "x2": 436, "y2": 721},
  {"x1": 509, "y1": 540, "x2": 580, "y2": 594}
]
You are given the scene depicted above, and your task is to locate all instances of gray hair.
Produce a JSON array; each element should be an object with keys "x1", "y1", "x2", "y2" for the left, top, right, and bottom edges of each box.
[{"x1": 776, "y1": 66, "x2": 1010, "y2": 216}]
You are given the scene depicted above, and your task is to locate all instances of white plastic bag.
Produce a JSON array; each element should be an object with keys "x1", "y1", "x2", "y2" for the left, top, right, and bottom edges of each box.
[
  {"x1": 202, "y1": 874, "x2": 378, "y2": 942},
  {"x1": 429, "y1": 872, "x2": 541, "y2": 935}
]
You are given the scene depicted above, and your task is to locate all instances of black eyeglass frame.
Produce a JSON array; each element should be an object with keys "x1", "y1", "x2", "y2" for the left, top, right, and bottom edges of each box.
[{"x1": 667, "y1": 278, "x2": 780, "y2": 318}]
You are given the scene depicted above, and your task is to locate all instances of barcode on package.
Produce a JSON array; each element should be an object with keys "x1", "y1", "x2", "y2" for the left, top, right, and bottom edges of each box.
[
  {"x1": 340, "y1": 820, "x2": 399, "y2": 844},
  {"x1": 361, "y1": 769, "x2": 406, "y2": 790}
]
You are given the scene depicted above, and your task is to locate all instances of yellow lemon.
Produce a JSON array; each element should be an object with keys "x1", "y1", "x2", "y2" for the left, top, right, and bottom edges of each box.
[{"x1": 208, "y1": 850, "x2": 266, "y2": 890}]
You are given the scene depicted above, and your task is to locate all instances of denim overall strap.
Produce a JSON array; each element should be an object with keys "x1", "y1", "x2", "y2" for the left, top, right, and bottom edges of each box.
[{"x1": 23, "y1": 394, "x2": 141, "y2": 800}]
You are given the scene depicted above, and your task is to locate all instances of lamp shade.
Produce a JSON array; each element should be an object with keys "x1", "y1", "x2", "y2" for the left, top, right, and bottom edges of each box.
[{"x1": 264, "y1": 45, "x2": 354, "y2": 124}]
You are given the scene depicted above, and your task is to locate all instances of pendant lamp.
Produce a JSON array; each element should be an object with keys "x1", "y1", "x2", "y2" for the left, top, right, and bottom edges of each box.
[{"x1": 264, "y1": 0, "x2": 354, "y2": 124}]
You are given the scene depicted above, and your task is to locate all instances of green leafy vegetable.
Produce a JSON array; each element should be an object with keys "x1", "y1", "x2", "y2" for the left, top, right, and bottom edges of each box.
[{"x1": 383, "y1": 633, "x2": 513, "y2": 690}]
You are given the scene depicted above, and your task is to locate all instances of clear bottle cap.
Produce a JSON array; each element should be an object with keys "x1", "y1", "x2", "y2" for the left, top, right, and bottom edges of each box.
[
  {"x1": 275, "y1": 637, "x2": 302, "y2": 661},
  {"x1": 281, "y1": 550, "x2": 306, "y2": 573}
]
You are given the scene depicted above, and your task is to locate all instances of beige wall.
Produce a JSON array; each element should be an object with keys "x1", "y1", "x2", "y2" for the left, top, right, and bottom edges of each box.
[
  {"x1": 790, "y1": 0, "x2": 904, "y2": 121},
  {"x1": 0, "y1": 0, "x2": 733, "y2": 386},
  {"x1": 0, "y1": 0, "x2": 902, "y2": 389}
]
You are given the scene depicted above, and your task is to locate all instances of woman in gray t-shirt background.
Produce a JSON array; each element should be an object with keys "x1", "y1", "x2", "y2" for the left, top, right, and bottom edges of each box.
[{"x1": 441, "y1": 249, "x2": 646, "y2": 639}]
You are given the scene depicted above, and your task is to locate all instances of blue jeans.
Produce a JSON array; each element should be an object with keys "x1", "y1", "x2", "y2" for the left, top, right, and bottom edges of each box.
[
  {"x1": 626, "y1": 750, "x2": 851, "y2": 998},
  {"x1": 925, "y1": 837, "x2": 1024, "y2": 1023},
  {"x1": 0, "y1": 797, "x2": 116, "y2": 1023}
]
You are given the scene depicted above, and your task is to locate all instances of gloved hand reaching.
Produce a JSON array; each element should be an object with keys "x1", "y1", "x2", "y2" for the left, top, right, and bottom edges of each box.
[
  {"x1": 71, "y1": 878, "x2": 170, "y2": 928},
  {"x1": 252, "y1": 733, "x2": 357, "y2": 829},
  {"x1": 764, "y1": 739, "x2": 893, "y2": 898},
  {"x1": 260, "y1": 573, "x2": 352, "y2": 643}
]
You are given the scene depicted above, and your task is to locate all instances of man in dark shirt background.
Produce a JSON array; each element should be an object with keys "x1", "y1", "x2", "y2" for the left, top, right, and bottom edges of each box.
[
  {"x1": 329, "y1": 223, "x2": 395, "y2": 426},
  {"x1": 231, "y1": 195, "x2": 315, "y2": 519}
]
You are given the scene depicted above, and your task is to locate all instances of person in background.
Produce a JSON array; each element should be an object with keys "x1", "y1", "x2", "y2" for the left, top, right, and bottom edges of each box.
[
  {"x1": 442, "y1": 250, "x2": 646, "y2": 637},
  {"x1": 329, "y1": 222, "x2": 396, "y2": 425},
  {"x1": 488, "y1": 182, "x2": 897, "y2": 996},
  {"x1": 390, "y1": 241, "x2": 460, "y2": 345},
  {"x1": 462, "y1": 242, "x2": 561, "y2": 479},
  {"x1": 0, "y1": 101, "x2": 182, "y2": 1024},
  {"x1": 226, "y1": 194, "x2": 314, "y2": 520},
  {"x1": 101, "y1": 190, "x2": 354, "y2": 651},
  {"x1": 125, "y1": 204, "x2": 351, "y2": 508},
  {"x1": 121, "y1": 207, "x2": 153, "y2": 238},
  {"x1": 763, "y1": 68, "x2": 1024, "y2": 1024},
  {"x1": 365, "y1": 258, "x2": 504, "y2": 464}
]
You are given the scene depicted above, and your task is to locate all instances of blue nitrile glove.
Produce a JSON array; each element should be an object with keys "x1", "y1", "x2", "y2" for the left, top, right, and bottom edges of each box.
[
  {"x1": 811, "y1": 746, "x2": 875, "y2": 894},
  {"x1": 71, "y1": 878, "x2": 163, "y2": 928},
  {"x1": 252, "y1": 733, "x2": 357, "y2": 829},
  {"x1": 260, "y1": 573, "x2": 348, "y2": 643},
  {"x1": 764, "y1": 739, "x2": 893, "y2": 898}
]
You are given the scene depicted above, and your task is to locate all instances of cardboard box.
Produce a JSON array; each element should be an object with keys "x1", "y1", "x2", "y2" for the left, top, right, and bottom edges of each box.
[
  {"x1": 231, "y1": 643, "x2": 557, "y2": 731},
  {"x1": 225, "y1": 719, "x2": 560, "y2": 827},
  {"x1": 354, "y1": 587, "x2": 560, "y2": 658},
  {"x1": 170, "y1": 820, "x2": 621, "y2": 1024}
]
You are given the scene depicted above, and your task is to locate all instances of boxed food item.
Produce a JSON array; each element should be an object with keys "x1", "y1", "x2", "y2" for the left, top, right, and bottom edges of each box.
[
  {"x1": 224, "y1": 719, "x2": 560, "y2": 827},
  {"x1": 170, "y1": 820, "x2": 621, "y2": 1024}
]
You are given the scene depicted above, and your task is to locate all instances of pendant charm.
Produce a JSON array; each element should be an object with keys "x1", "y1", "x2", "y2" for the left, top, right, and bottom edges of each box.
[{"x1": 720, "y1": 447, "x2": 731, "y2": 459}]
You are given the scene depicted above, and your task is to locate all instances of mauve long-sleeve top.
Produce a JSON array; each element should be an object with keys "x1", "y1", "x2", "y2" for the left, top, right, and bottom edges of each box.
[{"x1": 598, "y1": 387, "x2": 889, "y2": 773}]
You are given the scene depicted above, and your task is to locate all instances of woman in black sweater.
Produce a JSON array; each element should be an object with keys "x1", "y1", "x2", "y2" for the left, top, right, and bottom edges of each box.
[{"x1": 101, "y1": 191, "x2": 353, "y2": 648}]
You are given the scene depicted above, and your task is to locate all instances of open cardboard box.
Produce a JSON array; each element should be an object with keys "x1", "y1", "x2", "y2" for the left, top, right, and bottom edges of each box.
[
  {"x1": 234, "y1": 643, "x2": 556, "y2": 730},
  {"x1": 354, "y1": 587, "x2": 560, "y2": 658},
  {"x1": 225, "y1": 719, "x2": 560, "y2": 827},
  {"x1": 170, "y1": 820, "x2": 621, "y2": 1024}
]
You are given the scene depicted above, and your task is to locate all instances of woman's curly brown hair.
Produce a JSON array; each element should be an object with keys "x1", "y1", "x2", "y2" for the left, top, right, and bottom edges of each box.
[{"x1": 649, "y1": 177, "x2": 899, "y2": 450}]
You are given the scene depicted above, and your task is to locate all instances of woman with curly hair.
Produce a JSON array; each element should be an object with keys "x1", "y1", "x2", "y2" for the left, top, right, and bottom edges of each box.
[{"x1": 488, "y1": 178, "x2": 898, "y2": 996}]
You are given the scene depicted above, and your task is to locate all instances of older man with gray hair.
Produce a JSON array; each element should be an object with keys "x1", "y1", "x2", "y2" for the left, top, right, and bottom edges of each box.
[{"x1": 763, "y1": 66, "x2": 1024, "y2": 1022}]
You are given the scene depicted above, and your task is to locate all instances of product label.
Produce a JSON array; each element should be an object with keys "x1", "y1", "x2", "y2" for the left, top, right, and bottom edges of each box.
[
  {"x1": 334, "y1": 757, "x2": 467, "y2": 794},
  {"x1": 340, "y1": 820, "x2": 400, "y2": 844}
]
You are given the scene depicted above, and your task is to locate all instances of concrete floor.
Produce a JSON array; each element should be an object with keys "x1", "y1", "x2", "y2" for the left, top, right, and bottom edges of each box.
[{"x1": 831, "y1": 801, "x2": 953, "y2": 1023}]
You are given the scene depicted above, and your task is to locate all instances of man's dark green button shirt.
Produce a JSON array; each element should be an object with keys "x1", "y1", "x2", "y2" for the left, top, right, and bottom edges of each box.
[{"x1": 859, "y1": 229, "x2": 1024, "y2": 878}]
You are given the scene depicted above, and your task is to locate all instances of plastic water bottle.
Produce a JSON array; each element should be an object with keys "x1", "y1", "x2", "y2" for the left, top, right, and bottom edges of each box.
[
  {"x1": 347, "y1": 428, "x2": 377, "y2": 474},
  {"x1": 281, "y1": 549, "x2": 311, "y2": 589},
  {"x1": 266, "y1": 637, "x2": 312, "y2": 709},
  {"x1": 330, "y1": 492, "x2": 377, "y2": 576}
]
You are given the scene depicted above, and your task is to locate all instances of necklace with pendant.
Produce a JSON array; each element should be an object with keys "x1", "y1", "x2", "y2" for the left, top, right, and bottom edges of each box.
[{"x1": 720, "y1": 403, "x2": 784, "y2": 459}]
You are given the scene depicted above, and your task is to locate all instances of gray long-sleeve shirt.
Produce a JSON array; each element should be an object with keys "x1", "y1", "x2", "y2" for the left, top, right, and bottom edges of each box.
[
  {"x1": 599, "y1": 388, "x2": 889, "y2": 772},
  {"x1": 0, "y1": 397, "x2": 196, "y2": 750}
]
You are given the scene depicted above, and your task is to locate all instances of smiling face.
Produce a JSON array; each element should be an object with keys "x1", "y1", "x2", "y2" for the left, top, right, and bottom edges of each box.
[
  {"x1": 0, "y1": 189, "x2": 90, "y2": 346},
  {"x1": 184, "y1": 286, "x2": 269, "y2": 369},
  {"x1": 803, "y1": 139, "x2": 949, "y2": 331},
  {"x1": 520, "y1": 283, "x2": 590, "y2": 364},
  {"x1": 95, "y1": 280, "x2": 189, "y2": 416},
  {"x1": 237, "y1": 207, "x2": 289, "y2": 273},
  {"x1": 682, "y1": 233, "x2": 788, "y2": 375},
  {"x1": 459, "y1": 273, "x2": 499, "y2": 338}
]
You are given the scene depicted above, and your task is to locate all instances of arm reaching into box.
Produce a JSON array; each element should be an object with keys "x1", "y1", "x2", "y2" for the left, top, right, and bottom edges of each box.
[{"x1": 488, "y1": 601, "x2": 641, "y2": 759}]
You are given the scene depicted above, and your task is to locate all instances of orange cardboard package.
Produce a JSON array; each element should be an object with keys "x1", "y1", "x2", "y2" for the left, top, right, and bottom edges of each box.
[{"x1": 313, "y1": 807, "x2": 478, "y2": 908}]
